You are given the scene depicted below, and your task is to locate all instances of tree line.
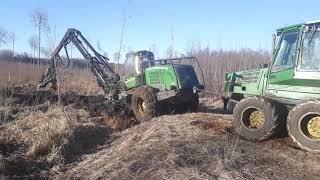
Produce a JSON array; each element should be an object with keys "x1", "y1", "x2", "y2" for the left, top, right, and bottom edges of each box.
[
  {"x1": 0, "y1": 8, "x2": 59, "y2": 68},
  {"x1": 185, "y1": 47, "x2": 270, "y2": 94},
  {"x1": 0, "y1": 46, "x2": 270, "y2": 95}
]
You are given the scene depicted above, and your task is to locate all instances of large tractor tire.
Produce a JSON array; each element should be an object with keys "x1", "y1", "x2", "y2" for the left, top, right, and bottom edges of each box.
[
  {"x1": 175, "y1": 95, "x2": 199, "y2": 114},
  {"x1": 189, "y1": 95, "x2": 199, "y2": 112},
  {"x1": 131, "y1": 86, "x2": 158, "y2": 122},
  {"x1": 226, "y1": 100, "x2": 237, "y2": 114},
  {"x1": 287, "y1": 101, "x2": 320, "y2": 152},
  {"x1": 224, "y1": 93, "x2": 243, "y2": 114},
  {"x1": 233, "y1": 97, "x2": 288, "y2": 141}
]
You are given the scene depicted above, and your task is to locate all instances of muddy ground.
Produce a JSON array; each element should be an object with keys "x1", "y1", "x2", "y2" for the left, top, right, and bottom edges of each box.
[{"x1": 0, "y1": 85, "x2": 320, "y2": 179}]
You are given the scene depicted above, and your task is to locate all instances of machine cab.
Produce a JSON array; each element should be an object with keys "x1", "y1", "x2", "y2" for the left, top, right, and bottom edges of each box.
[
  {"x1": 267, "y1": 21, "x2": 320, "y2": 103},
  {"x1": 123, "y1": 50, "x2": 155, "y2": 89},
  {"x1": 123, "y1": 50, "x2": 203, "y2": 93},
  {"x1": 123, "y1": 50, "x2": 155, "y2": 77}
]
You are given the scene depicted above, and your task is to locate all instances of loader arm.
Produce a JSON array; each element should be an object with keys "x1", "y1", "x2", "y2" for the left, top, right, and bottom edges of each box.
[{"x1": 38, "y1": 28, "x2": 123, "y2": 100}]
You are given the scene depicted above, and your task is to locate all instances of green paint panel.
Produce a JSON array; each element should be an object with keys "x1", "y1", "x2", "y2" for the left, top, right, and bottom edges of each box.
[
  {"x1": 125, "y1": 76, "x2": 137, "y2": 89},
  {"x1": 145, "y1": 65, "x2": 179, "y2": 91},
  {"x1": 268, "y1": 68, "x2": 294, "y2": 84},
  {"x1": 124, "y1": 63, "x2": 200, "y2": 92},
  {"x1": 224, "y1": 68, "x2": 268, "y2": 96}
]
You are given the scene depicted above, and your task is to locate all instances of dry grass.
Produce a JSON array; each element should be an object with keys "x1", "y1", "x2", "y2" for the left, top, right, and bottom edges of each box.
[
  {"x1": 0, "y1": 104, "x2": 114, "y2": 178},
  {"x1": 64, "y1": 113, "x2": 246, "y2": 179},
  {"x1": 0, "y1": 61, "x2": 100, "y2": 95},
  {"x1": 1, "y1": 101, "x2": 320, "y2": 179},
  {"x1": 26, "y1": 108, "x2": 77, "y2": 157},
  {"x1": 61, "y1": 112, "x2": 320, "y2": 180},
  {"x1": 0, "y1": 61, "x2": 44, "y2": 85},
  {"x1": 0, "y1": 106, "x2": 90, "y2": 158}
]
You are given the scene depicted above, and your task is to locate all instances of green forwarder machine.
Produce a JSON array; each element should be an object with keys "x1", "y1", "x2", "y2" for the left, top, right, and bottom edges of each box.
[
  {"x1": 224, "y1": 21, "x2": 320, "y2": 152},
  {"x1": 38, "y1": 28, "x2": 204, "y2": 122}
]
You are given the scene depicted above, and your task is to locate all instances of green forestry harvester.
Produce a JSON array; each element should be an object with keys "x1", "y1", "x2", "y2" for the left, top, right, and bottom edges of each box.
[
  {"x1": 38, "y1": 28, "x2": 204, "y2": 122},
  {"x1": 224, "y1": 21, "x2": 320, "y2": 152}
]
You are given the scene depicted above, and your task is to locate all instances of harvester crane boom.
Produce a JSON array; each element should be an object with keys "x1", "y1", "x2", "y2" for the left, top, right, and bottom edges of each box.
[{"x1": 38, "y1": 28, "x2": 122, "y2": 99}]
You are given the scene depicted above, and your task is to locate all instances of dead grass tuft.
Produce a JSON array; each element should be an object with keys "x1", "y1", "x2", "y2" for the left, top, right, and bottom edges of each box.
[
  {"x1": 26, "y1": 108, "x2": 77, "y2": 157},
  {"x1": 0, "y1": 106, "x2": 90, "y2": 158},
  {"x1": 0, "y1": 102, "x2": 116, "y2": 177}
]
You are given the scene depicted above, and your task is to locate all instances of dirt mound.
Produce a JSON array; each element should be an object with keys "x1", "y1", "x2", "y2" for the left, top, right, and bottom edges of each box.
[
  {"x1": 62, "y1": 113, "x2": 320, "y2": 179},
  {"x1": 189, "y1": 114, "x2": 233, "y2": 135}
]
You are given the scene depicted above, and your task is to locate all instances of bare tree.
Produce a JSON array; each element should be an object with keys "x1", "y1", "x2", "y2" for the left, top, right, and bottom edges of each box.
[
  {"x1": 117, "y1": 12, "x2": 132, "y2": 72},
  {"x1": 45, "y1": 25, "x2": 57, "y2": 57},
  {"x1": 0, "y1": 27, "x2": 8, "y2": 48},
  {"x1": 68, "y1": 42, "x2": 75, "y2": 58},
  {"x1": 66, "y1": 42, "x2": 77, "y2": 69},
  {"x1": 28, "y1": 35, "x2": 38, "y2": 61},
  {"x1": 165, "y1": 45, "x2": 177, "y2": 58},
  {"x1": 183, "y1": 45, "x2": 270, "y2": 94},
  {"x1": 117, "y1": 15, "x2": 126, "y2": 72},
  {"x1": 170, "y1": 24, "x2": 175, "y2": 57},
  {"x1": 40, "y1": 47, "x2": 51, "y2": 57},
  {"x1": 96, "y1": 40, "x2": 109, "y2": 59},
  {"x1": 30, "y1": 8, "x2": 48, "y2": 67},
  {"x1": 149, "y1": 43, "x2": 158, "y2": 58},
  {"x1": 113, "y1": 52, "x2": 120, "y2": 64},
  {"x1": 8, "y1": 32, "x2": 15, "y2": 57},
  {"x1": 96, "y1": 40, "x2": 106, "y2": 54}
]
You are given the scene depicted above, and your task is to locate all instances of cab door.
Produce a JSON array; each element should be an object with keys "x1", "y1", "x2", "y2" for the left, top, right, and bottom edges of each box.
[{"x1": 266, "y1": 31, "x2": 299, "y2": 98}]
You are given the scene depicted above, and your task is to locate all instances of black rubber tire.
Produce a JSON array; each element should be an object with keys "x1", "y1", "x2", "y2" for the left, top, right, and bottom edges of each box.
[
  {"x1": 174, "y1": 95, "x2": 199, "y2": 113},
  {"x1": 224, "y1": 93, "x2": 243, "y2": 114},
  {"x1": 233, "y1": 96, "x2": 288, "y2": 141},
  {"x1": 226, "y1": 100, "x2": 237, "y2": 114},
  {"x1": 131, "y1": 86, "x2": 158, "y2": 122},
  {"x1": 287, "y1": 101, "x2": 320, "y2": 152},
  {"x1": 189, "y1": 95, "x2": 199, "y2": 112},
  {"x1": 174, "y1": 103, "x2": 188, "y2": 114}
]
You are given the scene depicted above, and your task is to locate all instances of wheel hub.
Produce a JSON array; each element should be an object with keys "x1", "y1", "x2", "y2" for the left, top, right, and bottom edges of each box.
[
  {"x1": 138, "y1": 99, "x2": 146, "y2": 114},
  {"x1": 307, "y1": 116, "x2": 320, "y2": 138},
  {"x1": 142, "y1": 102, "x2": 146, "y2": 110},
  {"x1": 249, "y1": 111, "x2": 265, "y2": 129}
]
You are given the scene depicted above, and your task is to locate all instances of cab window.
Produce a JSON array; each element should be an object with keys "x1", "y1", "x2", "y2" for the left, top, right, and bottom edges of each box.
[
  {"x1": 272, "y1": 32, "x2": 298, "y2": 72},
  {"x1": 123, "y1": 56, "x2": 135, "y2": 78},
  {"x1": 299, "y1": 28, "x2": 320, "y2": 71}
]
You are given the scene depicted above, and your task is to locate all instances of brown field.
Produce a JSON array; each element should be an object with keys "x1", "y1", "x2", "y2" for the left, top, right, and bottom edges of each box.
[{"x1": 0, "y1": 60, "x2": 100, "y2": 95}]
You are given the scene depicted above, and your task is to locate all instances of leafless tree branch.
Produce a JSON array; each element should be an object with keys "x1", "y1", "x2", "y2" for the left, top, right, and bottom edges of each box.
[{"x1": 30, "y1": 8, "x2": 48, "y2": 68}]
